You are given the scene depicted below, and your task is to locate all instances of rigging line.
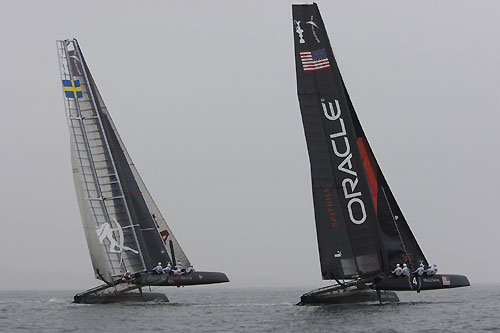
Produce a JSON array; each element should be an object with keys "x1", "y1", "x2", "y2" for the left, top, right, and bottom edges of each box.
[{"x1": 380, "y1": 186, "x2": 411, "y2": 269}]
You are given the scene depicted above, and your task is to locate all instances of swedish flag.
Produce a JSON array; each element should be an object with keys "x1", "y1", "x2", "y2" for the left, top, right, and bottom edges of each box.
[{"x1": 62, "y1": 80, "x2": 83, "y2": 99}]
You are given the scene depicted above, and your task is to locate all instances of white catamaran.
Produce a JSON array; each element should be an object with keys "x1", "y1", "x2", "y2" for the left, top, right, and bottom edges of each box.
[{"x1": 57, "y1": 39, "x2": 228, "y2": 303}]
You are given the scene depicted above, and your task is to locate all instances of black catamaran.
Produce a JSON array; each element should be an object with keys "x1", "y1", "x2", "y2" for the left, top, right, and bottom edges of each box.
[
  {"x1": 57, "y1": 39, "x2": 228, "y2": 303},
  {"x1": 292, "y1": 4, "x2": 469, "y2": 304}
]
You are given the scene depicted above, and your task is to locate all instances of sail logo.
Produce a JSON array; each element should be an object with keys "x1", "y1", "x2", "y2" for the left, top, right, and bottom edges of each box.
[
  {"x1": 96, "y1": 219, "x2": 139, "y2": 255},
  {"x1": 322, "y1": 99, "x2": 367, "y2": 225},
  {"x1": 300, "y1": 49, "x2": 330, "y2": 71},
  {"x1": 294, "y1": 20, "x2": 305, "y2": 44},
  {"x1": 152, "y1": 213, "x2": 169, "y2": 245},
  {"x1": 68, "y1": 50, "x2": 84, "y2": 75},
  {"x1": 306, "y1": 16, "x2": 320, "y2": 43}
]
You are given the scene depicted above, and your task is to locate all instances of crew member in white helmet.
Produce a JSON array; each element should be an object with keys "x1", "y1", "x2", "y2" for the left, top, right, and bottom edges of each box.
[
  {"x1": 426, "y1": 264, "x2": 437, "y2": 276},
  {"x1": 153, "y1": 262, "x2": 163, "y2": 274},
  {"x1": 162, "y1": 262, "x2": 172, "y2": 274},
  {"x1": 392, "y1": 264, "x2": 403, "y2": 277},
  {"x1": 413, "y1": 263, "x2": 425, "y2": 276},
  {"x1": 401, "y1": 263, "x2": 410, "y2": 276},
  {"x1": 173, "y1": 261, "x2": 184, "y2": 276},
  {"x1": 175, "y1": 261, "x2": 184, "y2": 271},
  {"x1": 185, "y1": 265, "x2": 195, "y2": 274}
]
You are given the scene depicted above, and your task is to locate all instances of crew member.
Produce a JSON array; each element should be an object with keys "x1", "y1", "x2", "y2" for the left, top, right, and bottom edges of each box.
[
  {"x1": 426, "y1": 264, "x2": 437, "y2": 276},
  {"x1": 401, "y1": 263, "x2": 410, "y2": 276},
  {"x1": 153, "y1": 262, "x2": 163, "y2": 274},
  {"x1": 174, "y1": 261, "x2": 184, "y2": 276},
  {"x1": 186, "y1": 265, "x2": 195, "y2": 274},
  {"x1": 121, "y1": 271, "x2": 132, "y2": 282},
  {"x1": 175, "y1": 261, "x2": 184, "y2": 271},
  {"x1": 413, "y1": 263, "x2": 425, "y2": 276},
  {"x1": 392, "y1": 264, "x2": 402, "y2": 277},
  {"x1": 162, "y1": 262, "x2": 172, "y2": 274}
]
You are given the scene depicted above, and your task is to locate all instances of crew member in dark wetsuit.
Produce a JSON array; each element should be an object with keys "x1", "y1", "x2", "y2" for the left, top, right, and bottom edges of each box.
[
  {"x1": 153, "y1": 262, "x2": 163, "y2": 274},
  {"x1": 413, "y1": 263, "x2": 425, "y2": 276},
  {"x1": 392, "y1": 264, "x2": 402, "y2": 277}
]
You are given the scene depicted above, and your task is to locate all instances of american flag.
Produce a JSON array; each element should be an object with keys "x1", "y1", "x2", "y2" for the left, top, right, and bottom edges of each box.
[
  {"x1": 442, "y1": 276, "x2": 451, "y2": 286},
  {"x1": 300, "y1": 48, "x2": 330, "y2": 71}
]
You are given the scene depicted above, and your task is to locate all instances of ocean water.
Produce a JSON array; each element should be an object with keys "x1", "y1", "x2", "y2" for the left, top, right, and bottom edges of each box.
[{"x1": 0, "y1": 285, "x2": 498, "y2": 332}]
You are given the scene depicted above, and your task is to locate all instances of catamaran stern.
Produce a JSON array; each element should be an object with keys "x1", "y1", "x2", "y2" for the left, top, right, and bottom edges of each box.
[{"x1": 375, "y1": 274, "x2": 470, "y2": 291}]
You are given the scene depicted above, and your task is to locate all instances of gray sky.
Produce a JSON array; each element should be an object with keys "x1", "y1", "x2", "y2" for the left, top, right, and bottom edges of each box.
[{"x1": 0, "y1": 0, "x2": 499, "y2": 290}]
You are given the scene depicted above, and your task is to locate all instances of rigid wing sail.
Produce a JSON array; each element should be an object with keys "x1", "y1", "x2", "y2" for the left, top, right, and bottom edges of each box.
[
  {"x1": 57, "y1": 39, "x2": 228, "y2": 303},
  {"x1": 291, "y1": 3, "x2": 469, "y2": 304}
]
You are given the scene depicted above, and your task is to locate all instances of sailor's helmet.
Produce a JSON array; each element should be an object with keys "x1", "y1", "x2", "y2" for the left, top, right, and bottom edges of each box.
[
  {"x1": 396, "y1": 264, "x2": 400, "y2": 267},
  {"x1": 158, "y1": 262, "x2": 161, "y2": 265},
  {"x1": 403, "y1": 263, "x2": 407, "y2": 267}
]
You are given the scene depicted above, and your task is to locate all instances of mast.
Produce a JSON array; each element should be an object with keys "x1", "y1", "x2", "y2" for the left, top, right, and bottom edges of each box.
[{"x1": 57, "y1": 39, "x2": 190, "y2": 282}]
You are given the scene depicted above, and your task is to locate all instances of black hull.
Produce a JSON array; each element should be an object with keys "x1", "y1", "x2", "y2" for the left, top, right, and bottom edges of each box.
[
  {"x1": 74, "y1": 292, "x2": 168, "y2": 304},
  {"x1": 375, "y1": 274, "x2": 470, "y2": 291},
  {"x1": 73, "y1": 271, "x2": 228, "y2": 304},
  {"x1": 299, "y1": 289, "x2": 399, "y2": 305},
  {"x1": 135, "y1": 271, "x2": 229, "y2": 287}
]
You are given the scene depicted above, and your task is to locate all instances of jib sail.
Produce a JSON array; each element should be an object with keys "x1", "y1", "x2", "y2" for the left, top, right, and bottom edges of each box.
[
  {"x1": 344, "y1": 84, "x2": 428, "y2": 271},
  {"x1": 292, "y1": 4, "x2": 427, "y2": 280}
]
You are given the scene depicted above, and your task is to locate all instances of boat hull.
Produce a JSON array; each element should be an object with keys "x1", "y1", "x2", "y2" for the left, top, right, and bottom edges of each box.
[
  {"x1": 74, "y1": 291, "x2": 168, "y2": 304},
  {"x1": 375, "y1": 274, "x2": 470, "y2": 291},
  {"x1": 135, "y1": 271, "x2": 229, "y2": 287},
  {"x1": 299, "y1": 289, "x2": 399, "y2": 305},
  {"x1": 73, "y1": 271, "x2": 228, "y2": 304}
]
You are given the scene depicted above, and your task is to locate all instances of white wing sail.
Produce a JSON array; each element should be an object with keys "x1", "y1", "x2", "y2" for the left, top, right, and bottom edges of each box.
[
  {"x1": 58, "y1": 40, "x2": 146, "y2": 281},
  {"x1": 58, "y1": 39, "x2": 191, "y2": 282}
]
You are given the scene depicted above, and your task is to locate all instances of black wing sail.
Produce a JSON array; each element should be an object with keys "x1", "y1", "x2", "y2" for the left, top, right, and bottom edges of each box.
[{"x1": 293, "y1": 4, "x2": 389, "y2": 279}]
